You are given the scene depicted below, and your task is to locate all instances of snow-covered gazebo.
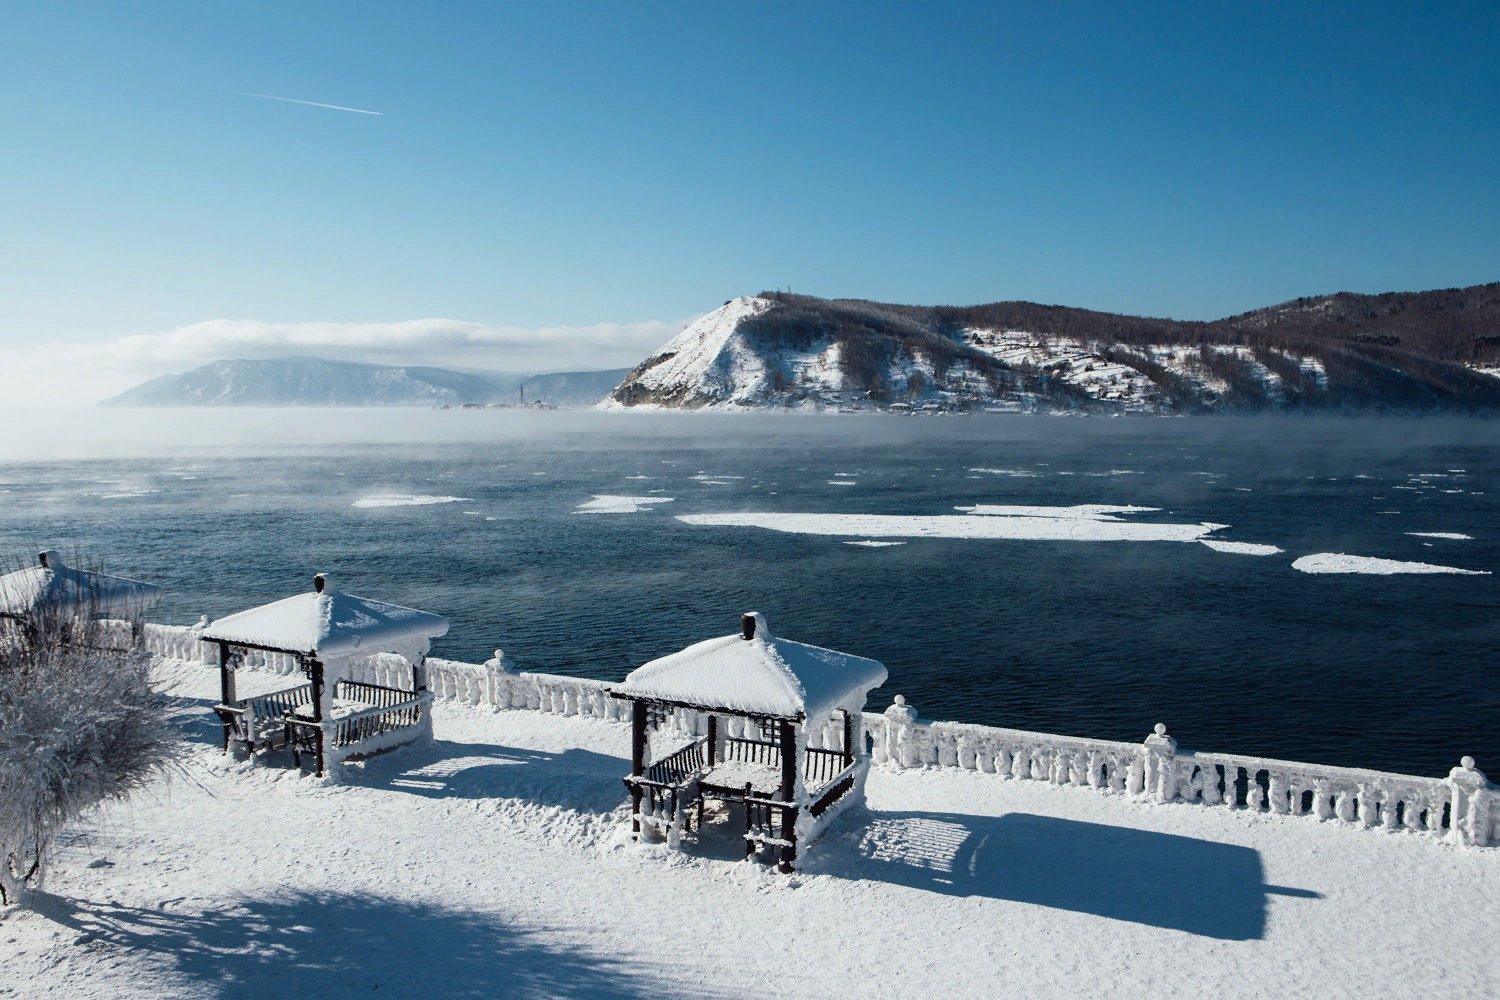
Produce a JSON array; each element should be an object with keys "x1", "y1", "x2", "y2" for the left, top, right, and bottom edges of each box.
[
  {"x1": 612, "y1": 612, "x2": 887, "y2": 872},
  {"x1": 0, "y1": 550, "x2": 162, "y2": 646},
  {"x1": 203, "y1": 573, "x2": 449, "y2": 777}
]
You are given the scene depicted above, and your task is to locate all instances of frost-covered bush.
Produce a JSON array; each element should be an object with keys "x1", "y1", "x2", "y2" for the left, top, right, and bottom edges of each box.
[{"x1": 0, "y1": 567, "x2": 175, "y2": 906}]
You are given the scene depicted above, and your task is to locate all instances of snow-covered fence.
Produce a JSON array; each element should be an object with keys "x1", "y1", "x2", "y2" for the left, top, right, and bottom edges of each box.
[
  {"x1": 415, "y1": 653, "x2": 627, "y2": 721},
  {"x1": 866, "y1": 697, "x2": 1498, "y2": 847},
  {"x1": 144, "y1": 621, "x2": 1494, "y2": 847},
  {"x1": 138, "y1": 620, "x2": 215, "y2": 663}
]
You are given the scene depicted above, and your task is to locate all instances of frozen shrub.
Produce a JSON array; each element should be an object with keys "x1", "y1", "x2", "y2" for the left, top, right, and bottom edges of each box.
[{"x1": 0, "y1": 558, "x2": 175, "y2": 906}]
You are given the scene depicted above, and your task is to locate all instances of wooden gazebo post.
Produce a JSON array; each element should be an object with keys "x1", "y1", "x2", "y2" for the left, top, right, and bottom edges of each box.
[
  {"x1": 217, "y1": 642, "x2": 238, "y2": 750},
  {"x1": 779, "y1": 719, "x2": 798, "y2": 874},
  {"x1": 309, "y1": 657, "x2": 328, "y2": 777},
  {"x1": 630, "y1": 700, "x2": 647, "y2": 836}
]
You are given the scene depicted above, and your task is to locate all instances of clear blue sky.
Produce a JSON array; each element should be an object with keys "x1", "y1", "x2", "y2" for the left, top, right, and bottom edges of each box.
[{"x1": 2, "y1": 2, "x2": 1497, "y2": 392}]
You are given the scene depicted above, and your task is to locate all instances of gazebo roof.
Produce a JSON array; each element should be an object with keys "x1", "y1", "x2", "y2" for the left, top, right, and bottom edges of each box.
[
  {"x1": 614, "y1": 612, "x2": 887, "y2": 720},
  {"x1": 202, "y1": 573, "x2": 449, "y2": 659},
  {"x1": 0, "y1": 550, "x2": 162, "y2": 619}
]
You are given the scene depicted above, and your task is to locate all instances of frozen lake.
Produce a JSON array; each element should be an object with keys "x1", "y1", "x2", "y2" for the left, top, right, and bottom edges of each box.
[{"x1": 1, "y1": 408, "x2": 1496, "y2": 776}]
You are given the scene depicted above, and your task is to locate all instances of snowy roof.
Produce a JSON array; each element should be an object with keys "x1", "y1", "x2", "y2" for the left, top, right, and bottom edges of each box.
[
  {"x1": 202, "y1": 573, "x2": 449, "y2": 658},
  {"x1": 614, "y1": 612, "x2": 887, "y2": 719},
  {"x1": 0, "y1": 550, "x2": 162, "y2": 618}
]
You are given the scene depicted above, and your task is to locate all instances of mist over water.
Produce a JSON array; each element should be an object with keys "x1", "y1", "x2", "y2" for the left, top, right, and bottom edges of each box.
[{"x1": 2, "y1": 408, "x2": 1496, "y2": 777}]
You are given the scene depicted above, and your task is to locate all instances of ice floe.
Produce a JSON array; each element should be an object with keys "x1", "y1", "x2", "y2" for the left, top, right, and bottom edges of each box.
[
  {"x1": 1406, "y1": 532, "x2": 1473, "y2": 541},
  {"x1": 1292, "y1": 553, "x2": 1489, "y2": 576},
  {"x1": 575, "y1": 495, "x2": 675, "y2": 514},
  {"x1": 680, "y1": 503, "x2": 1224, "y2": 543},
  {"x1": 845, "y1": 540, "x2": 906, "y2": 548},
  {"x1": 827, "y1": 480, "x2": 858, "y2": 487},
  {"x1": 1199, "y1": 540, "x2": 1284, "y2": 556},
  {"x1": 352, "y1": 494, "x2": 470, "y2": 508}
]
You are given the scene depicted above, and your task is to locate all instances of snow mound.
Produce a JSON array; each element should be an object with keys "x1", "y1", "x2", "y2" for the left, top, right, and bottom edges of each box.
[
  {"x1": 575, "y1": 495, "x2": 675, "y2": 514},
  {"x1": 1199, "y1": 540, "x2": 1284, "y2": 556},
  {"x1": 1292, "y1": 553, "x2": 1490, "y2": 576},
  {"x1": 352, "y1": 494, "x2": 470, "y2": 508}
]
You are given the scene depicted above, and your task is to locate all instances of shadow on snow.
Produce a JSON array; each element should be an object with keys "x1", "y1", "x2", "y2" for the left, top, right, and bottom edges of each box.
[
  {"x1": 345, "y1": 738, "x2": 628, "y2": 816},
  {"x1": 810, "y1": 810, "x2": 1319, "y2": 941},
  {"x1": 29, "y1": 889, "x2": 669, "y2": 1000}
]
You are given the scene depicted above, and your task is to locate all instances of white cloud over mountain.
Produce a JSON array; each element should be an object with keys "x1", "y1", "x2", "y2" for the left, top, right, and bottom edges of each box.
[{"x1": 0, "y1": 316, "x2": 680, "y2": 406}]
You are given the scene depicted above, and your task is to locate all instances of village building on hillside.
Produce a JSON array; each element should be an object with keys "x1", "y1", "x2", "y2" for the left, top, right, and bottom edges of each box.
[
  {"x1": 612, "y1": 612, "x2": 887, "y2": 872},
  {"x1": 203, "y1": 573, "x2": 448, "y2": 776}
]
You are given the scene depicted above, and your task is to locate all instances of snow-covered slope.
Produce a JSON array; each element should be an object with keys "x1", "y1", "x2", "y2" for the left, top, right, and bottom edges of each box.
[
  {"x1": 603, "y1": 293, "x2": 1500, "y2": 413},
  {"x1": 102, "y1": 358, "x2": 506, "y2": 407},
  {"x1": 602, "y1": 296, "x2": 782, "y2": 409},
  {"x1": 8, "y1": 656, "x2": 1496, "y2": 999}
]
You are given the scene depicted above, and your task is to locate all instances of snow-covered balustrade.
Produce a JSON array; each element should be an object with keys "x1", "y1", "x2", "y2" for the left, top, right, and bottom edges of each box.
[
  {"x1": 139, "y1": 621, "x2": 215, "y2": 663},
  {"x1": 868, "y1": 699, "x2": 1497, "y2": 847}
]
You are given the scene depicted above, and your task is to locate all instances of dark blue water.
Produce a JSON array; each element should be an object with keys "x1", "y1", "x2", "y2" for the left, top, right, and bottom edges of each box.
[{"x1": 2, "y1": 411, "x2": 1496, "y2": 778}]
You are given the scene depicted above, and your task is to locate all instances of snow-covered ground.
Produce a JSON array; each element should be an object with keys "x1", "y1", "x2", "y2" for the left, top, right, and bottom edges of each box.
[{"x1": 5, "y1": 657, "x2": 1496, "y2": 999}]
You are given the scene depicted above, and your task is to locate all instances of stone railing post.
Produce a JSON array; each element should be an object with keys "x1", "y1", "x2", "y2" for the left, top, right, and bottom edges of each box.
[
  {"x1": 191, "y1": 614, "x2": 213, "y2": 664},
  {"x1": 483, "y1": 648, "x2": 515, "y2": 711},
  {"x1": 1448, "y1": 756, "x2": 1492, "y2": 849},
  {"x1": 882, "y1": 695, "x2": 917, "y2": 769},
  {"x1": 1143, "y1": 723, "x2": 1178, "y2": 803}
]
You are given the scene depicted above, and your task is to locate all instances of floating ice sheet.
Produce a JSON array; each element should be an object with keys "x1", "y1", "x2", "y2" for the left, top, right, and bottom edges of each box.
[
  {"x1": 352, "y1": 494, "x2": 470, "y2": 508},
  {"x1": 845, "y1": 540, "x2": 907, "y2": 548},
  {"x1": 1200, "y1": 540, "x2": 1284, "y2": 556},
  {"x1": 1292, "y1": 553, "x2": 1489, "y2": 576},
  {"x1": 680, "y1": 503, "x2": 1223, "y2": 543},
  {"x1": 575, "y1": 495, "x2": 675, "y2": 514},
  {"x1": 1405, "y1": 532, "x2": 1472, "y2": 541}
]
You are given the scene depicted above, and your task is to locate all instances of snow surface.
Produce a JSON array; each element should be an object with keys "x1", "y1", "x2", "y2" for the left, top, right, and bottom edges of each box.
[
  {"x1": 351, "y1": 494, "x2": 470, "y2": 508},
  {"x1": 1405, "y1": 532, "x2": 1473, "y2": 541},
  {"x1": 7, "y1": 656, "x2": 1496, "y2": 1000},
  {"x1": 615, "y1": 613, "x2": 887, "y2": 719},
  {"x1": 574, "y1": 495, "x2": 675, "y2": 514},
  {"x1": 1291, "y1": 553, "x2": 1490, "y2": 576},
  {"x1": 680, "y1": 505, "x2": 1223, "y2": 543},
  {"x1": 202, "y1": 580, "x2": 450, "y2": 657},
  {"x1": 1199, "y1": 540, "x2": 1284, "y2": 556}
]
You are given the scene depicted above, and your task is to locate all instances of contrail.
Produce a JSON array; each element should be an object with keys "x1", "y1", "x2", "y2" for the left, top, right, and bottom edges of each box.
[{"x1": 234, "y1": 91, "x2": 383, "y2": 116}]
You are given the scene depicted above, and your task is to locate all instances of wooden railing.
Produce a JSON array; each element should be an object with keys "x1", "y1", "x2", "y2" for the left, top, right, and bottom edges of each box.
[
  {"x1": 643, "y1": 738, "x2": 707, "y2": 787},
  {"x1": 723, "y1": 736, "x2": 781, "y2": 767},
  {"x1": 803, "y1": 746, "x2": 851, "y2": 787},
  {"x1": 336, "y1": 679, "x2": 416, "y2": 710},
  {"x1": 327, "y1": 696, "x2": 426, "y2": 748}
]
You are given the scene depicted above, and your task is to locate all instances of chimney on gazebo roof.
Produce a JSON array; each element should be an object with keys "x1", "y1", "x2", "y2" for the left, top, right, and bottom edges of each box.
[{"x1": 741, "y1": 611, "x2": 768, "y2": 641}]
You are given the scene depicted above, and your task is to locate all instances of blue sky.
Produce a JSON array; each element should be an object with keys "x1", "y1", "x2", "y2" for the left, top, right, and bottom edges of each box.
[{"x1": 2, "y1": 2, "x2": 1497, "y2": 400}]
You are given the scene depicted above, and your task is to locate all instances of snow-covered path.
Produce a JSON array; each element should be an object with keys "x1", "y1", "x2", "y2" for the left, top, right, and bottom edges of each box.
[{"x1": 4, "y1": 659, "x2": 1496, "y2": 999}]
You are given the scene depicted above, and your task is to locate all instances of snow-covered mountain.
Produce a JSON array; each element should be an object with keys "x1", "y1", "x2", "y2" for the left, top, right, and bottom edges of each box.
[
  {"x1": 603, "y1": 289, "x2": 1500, "y2": 413},
  {"x1": 101, "y1": 358, "x2": 506, "y2": 407}
]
